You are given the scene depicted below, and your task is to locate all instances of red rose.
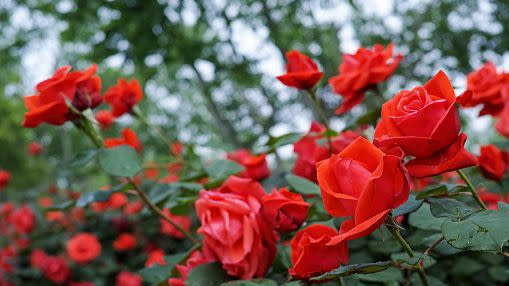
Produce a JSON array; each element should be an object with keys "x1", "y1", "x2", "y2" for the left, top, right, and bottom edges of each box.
[
  {"x1": 116, "y1": 271, "x2": 142, "y2": 286},
  {"x1": 461, "y1": 62, "x2": 509, "y2": 116},
  {"x1": 317, "y1": 137, "x2": 410, "y2": 244},
  {"x1": 261, "y1": 187, "x2": 310, "y2": 232},
  {"x1": 145, "y1": 248, "x2": 166, "y2": 267},
  {"x1": 41, "y1": 255, "x2": 70, "y2": 284},
  {"x1": 195, "y1": 176, "x2": 278, "y2": 279},
  {"x1": 0, "y1": 170, "x2": 11, "y2": 190},
  {"x1": 374, "y1": 70, "x2": 478, "y2": 178},
  {"x1": 104, "y1": 78, "x2": 143, "y2": 117},
  {"x1": 277, "y1": 50, "x2": 323, "y2": 90},
  {"x1": 293, "y1": 121, "x2": 361, "y2": 182},
  {"x1": 227, "y1": 149, "x2": 270, "y2": 181},
  {"x1": 91, "y1": 192, "x2": 128, "y2": 212},
  {"x1": 478, "y1": 144, "x2": 509, "y2": 181},
  {"x1": 23, "y1": 65, "x2": 102, "y2": 128},
  {"x1": 66, "y1": 233, "x2": 101, "y2": 264},
  {"x1": 28, "y1": 142, "x2": 43, "y2": 156},
  {"x1": 30, "y1": 249, "x2": 48, "y2": 269},
  {"x1": 495, "y1": 86, "x2": 509, "y2": 138},
  {"x1": 168, "y1": 251, "x2": 213, "y2": 286},
  {"x1": 329, "y1": 44, "x2": 402, "y2": 114},
  {"x1": 113, "y1": 233, "x2": 137, "y2": 251},
  {"x1": 160, "y1": 209, "x2": 191, "y2": 239},
  {"x1": 289, "y1": 224, "x2": 348, "y2": 279},
  {"x1": 10, "y1": 205, "x2": 35, "y2": 234},
  {"x1": 95, "y1": 110, "x2": 115, "y2": 129},
  {"x1": 104, "y1": 128, "x2": 143, "y2": 152}
]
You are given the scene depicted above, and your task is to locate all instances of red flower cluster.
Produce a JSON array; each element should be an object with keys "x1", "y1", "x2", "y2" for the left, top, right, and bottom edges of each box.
[
  {"x1": 31, "y1": 249, "x2": 70, "y2": 284},
  {"x1": 330, "y1": 44, "x2": 403, "y2": 114},
  {"x1": 195, "y1": 176, "x2": 278, "y2": 279},
  {"x1": 227, "y1": 149, "x2": 270, "y2": 181},
  {"x1": 66, "y1": 233, "x2": 101, "y2": 264},
  {"x1": 104, "y1": 79, "x2": 144, "y2": 117},
  {"x1": 461, "y1": 62, "x2": 509, "y2": 116},
  {"x1": 293, "y1": 122, "x2": 361, "y2": 182},
  {"x1": 0, "y1": 170, "x2": 11, "y2": 190},
  {"x1": 9, "y1": 205, "x2": 35, "y2": 235},
  {"x1": 23, "y1": 65, "x2": 102, "y2": 128},
  {"x1": 104, "y1": 128, "x2": 143, "y2": 152},
  {"x1": 317, "y1": 137, "x2": 410, "y2": 245},
  {"x1": 374, "y1": 71, "x2": 477, "y2": 178}
]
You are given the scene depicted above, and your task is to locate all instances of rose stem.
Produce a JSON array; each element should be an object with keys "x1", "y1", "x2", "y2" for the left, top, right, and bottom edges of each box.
[
  {"x1": 385, "y1": 217, "x2": 429, "y2": 286},
  {"x1": 456, "y1": 169, "x2": 487, "y2": 210}
]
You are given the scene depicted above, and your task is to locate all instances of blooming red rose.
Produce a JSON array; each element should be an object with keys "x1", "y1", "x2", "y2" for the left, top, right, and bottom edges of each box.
[
  {"x1": 293, "y1": 121, "x2": 361, "y2": 182},
  {"x1": 195, "y1": 176, "x2": 278, "y2": 279},
  {"x1": 261, "y1": 187, "x2": 310, "y2": 232},
  {"x1": 374, "y1": 70, "x2": 478, "y2": 178},
  {"x1": 95, "y1": 110, "x2": 115, "y2": 129},
  {"x1": 277, "y1": 50, "x2": 323, "y2": 90},
  {"x1": 461, "y1": 62, "x2": 509, "y2": 116},
  {"x1": 317, "y1": 137, "x2": 410, "y2": 245},
  {"x1": 227, "y1": 149, "x2": 270, "y2": 181},
  {"x1": 168, "y1": 251, "x2": 213, "y2": 286},
  {"x1": 0, "y1": 170, "x2": 11, "y2": 190},
  {"x1": 289, "y1": 224, "x2": 348, "y2": 279},
  {"x1": 104, "y1": 78, "x2": 143, "y2": 117},
  {"x1": 116, "y1": 271, "x2": 142, "y2": 286},
  {"x1": 160, "y1": 209, "x2": 191, "y2": 239},
  {"x1": 478, "y1": 144, "x2": 509, "y2": 181},
  {"x1": 145, "y1": 248, "x2": 166, "y2": 267},
  {"x1": 104, "y1": 128, "x2": 143, "y2": 152},
  {"x1": 66, "y1": 233, "x2": 101, "y2": 264},
  {"x1": 329, "y1": 44, "x2": 402, "y2": 114},
  {"x1": 41, "y1": 255, "x2": 70, "y2": 284},
  {"x1": 10, "y1": 205, "x2": 35, "y2": 234},
  {"x1": 28, "y1": 142, "x2": 43, "y2": 156},
  {"x1": 113, "y1": 233, "x2": 137, "y2": 251},
  {"x1": 23, "y1": 65, "x2": 102, "y2": 128}
]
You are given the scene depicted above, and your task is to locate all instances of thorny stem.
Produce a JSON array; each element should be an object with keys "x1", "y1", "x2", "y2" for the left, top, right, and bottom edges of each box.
[
  {"x1": 385, "y1": 217, "x2": 429, "y2": 286},
  {"x1": 128, "y1": 177, "x2": 201, "y2": 245},
  {"x1": 304, "y1": 89, "x2": 333, "y2": 154},
  {"x1": 457, "y1": 169, "x2": 487, "y2": 210},
  {"x1": 424, "y1": 236, "x2": 445, "y2": 255}
]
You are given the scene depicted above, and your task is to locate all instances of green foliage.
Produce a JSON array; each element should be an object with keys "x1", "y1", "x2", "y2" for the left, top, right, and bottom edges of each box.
[
  {"x1": 186, "y1": 262, "x2": 231, "y2": 286},
  {"x1": 285, "y1": 174, "x2": 321, "y2": 195},
  {"x1": 99, "y1": 146, "x2": 142, "y2": 177}
]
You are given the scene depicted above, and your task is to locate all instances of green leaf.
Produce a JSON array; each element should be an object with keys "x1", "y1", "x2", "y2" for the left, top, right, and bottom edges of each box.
[
  {"x1": 391, "y1": 252, "x2": 436, "y2": 269},
  {"x1": 98, "y1": 146, "x2": 141, "y2": 177},
  {"x1": 408, "y1": 204, "x2": 447, "y2": 231},
  {"x1": 285, "y1": 174, "x2": 321, "y2": 195},
  {"x1": 70, "y1": 149, "x2": 98, "y2": 167},
  {"x1": 310, "y1": 261, "x2": 393, "y2": 282},
  {"x1": 354, "y1": 267, "x2": 403, "y2": 283},
  {"x1": 266, "y1": 132, "x2": 302, "y2": 152},
  {"x1": 186, "y1": 262, "x2": 231, "y2": 286},
  {"x1": 139, "y1": 251, "x2": 191, "y2": 284},
  {"x1": 221, "y1": 279, "x2": 278, "y2": 286},
  {"x1": 416, "y1": 184, "x2": 468, "y2": 200},
  {"x1": 428, "y1": 197, "x2": 479, "y2": 221},
  {"x1": 205, "y1": 160, "x2": 244, "y2": 180},
  {"x1": 392, "y1": 194, "x2": 423, "y2": 217}
]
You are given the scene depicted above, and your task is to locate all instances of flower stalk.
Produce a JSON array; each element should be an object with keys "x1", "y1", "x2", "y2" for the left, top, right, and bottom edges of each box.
[{"x1": 457, "y1": 169, "x2": 487, "y2": 210}]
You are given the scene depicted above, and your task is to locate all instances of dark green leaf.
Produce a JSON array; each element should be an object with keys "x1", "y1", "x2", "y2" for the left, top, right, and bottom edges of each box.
[
  {"x1": 205, "y1": 160, "x2": 244, "y2": 180},
  {"x1": 310, "y1": 261, "x2": 393, "y2": 282},
  {"x1": 267, "y1": 133, "x2": 302, "y2": 149},
  {"x1": 186, "y1": 262, "x2": 231, "y2": 286},
  {"x1": 428, "y1": 197, "x2": 479, "y2": 221},
  {"x1": 354, "y1": 267, "x2": 403, "y2": 283},
  {"x1": 391, "y1": 252, "x2": 436, "y2": 269},
  {"x1": 285, "y1": 174, "x2": 320, "y2": 195},
  {"x1": 408, "y1": 204, "x2": 447, "y2": 231},
  {"x1": 98, "y1": 146, "x2": 141, "y2": 177},
  {"x1": 392, "y1": 194, "x2": 423, "y2": 217}
]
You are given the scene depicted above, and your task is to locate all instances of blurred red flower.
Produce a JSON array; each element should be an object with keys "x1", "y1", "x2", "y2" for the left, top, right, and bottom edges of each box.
[
  {"x1": 105, "y1": 128, "x2": 143, "y2": 152},
  {"x1": 277, "y1": 50, "x2": 323, "y2": 90},
  {"x1": 104, "y1": 78, "x2": 143, "y2": 117},
  {"x1": 227, "y1": 149, "x2": 270, "y2": 181},
  {"x1": 66, "y1": 233, "x2": 101, "y2": 264}
]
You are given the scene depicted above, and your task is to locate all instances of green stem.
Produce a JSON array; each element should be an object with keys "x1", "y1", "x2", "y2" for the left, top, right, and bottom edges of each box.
[
  {"x1": 74, "y1": 115, "x2": 103, "y2": 148},
  {"x1": 128, "y1": 178, "x2": 201, "y2": 245},
  {"x1": 385, "y1": 217, "x2": 429, "y2": 286},
  {"x1": 305, "y1": 89, "x2": 333, "y2": 154},
  {"x1": 457, "y1": 169, "x2": 487, "y2": 210}
]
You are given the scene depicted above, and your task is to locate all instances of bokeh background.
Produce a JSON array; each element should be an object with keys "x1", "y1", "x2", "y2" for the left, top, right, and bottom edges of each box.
[{"x1": 1, "y1": 0, "x2": 509, "y2": 192}]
